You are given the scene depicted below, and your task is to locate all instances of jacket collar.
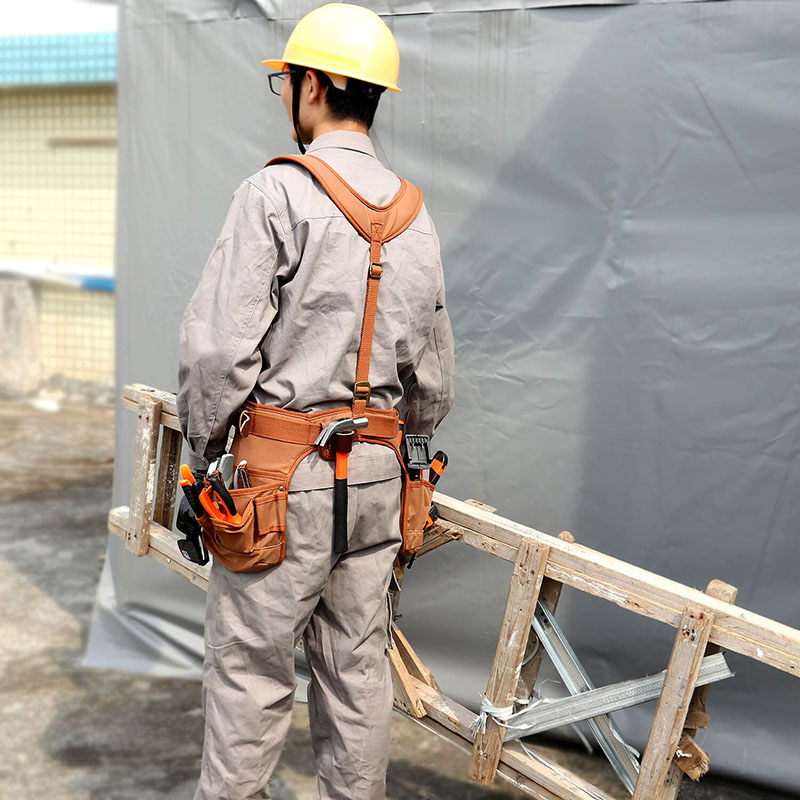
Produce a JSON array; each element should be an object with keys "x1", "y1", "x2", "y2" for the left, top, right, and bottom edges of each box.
[{"x1": 306, "y1": 131, "x2": 376, "y2": 158}]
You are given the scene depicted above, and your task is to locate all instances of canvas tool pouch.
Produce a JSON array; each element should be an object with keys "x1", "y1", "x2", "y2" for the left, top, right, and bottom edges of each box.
[
  {"x1": 198, "y1": 480, "x2": 287, "y2": 573},
  {"x1": 400, "y1": 476, "x2": 436, "y2": 556}
]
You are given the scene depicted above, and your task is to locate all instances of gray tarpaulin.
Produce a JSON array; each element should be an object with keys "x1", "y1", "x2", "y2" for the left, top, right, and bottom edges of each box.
[{"x1": 86, "y1": 0, "x2": 800, "y2": 792}]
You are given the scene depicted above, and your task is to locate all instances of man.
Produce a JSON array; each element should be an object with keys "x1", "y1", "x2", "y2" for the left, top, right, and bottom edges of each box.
[{"x1": 177, "y1": 4, "x2": 454, "y2": 799}]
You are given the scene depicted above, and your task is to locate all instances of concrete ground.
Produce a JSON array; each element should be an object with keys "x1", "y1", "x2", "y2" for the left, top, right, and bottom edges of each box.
[{"x1": 0, "y1": 397, "x2": 796, "y2": 800}]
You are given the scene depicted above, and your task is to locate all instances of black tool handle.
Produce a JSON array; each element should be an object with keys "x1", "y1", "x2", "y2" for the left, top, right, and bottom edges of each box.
[
  {"x1": 333, "y1": 478, "x2": 348, "y2": 554},
  {"x1": 180, "y1": 482, "x2": 206, "y2": 519}
]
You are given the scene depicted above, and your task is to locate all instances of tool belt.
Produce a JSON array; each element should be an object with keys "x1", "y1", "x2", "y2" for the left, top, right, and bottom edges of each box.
[{"x1": 198, "y1": 154, "x2": 434, "y2": 573}]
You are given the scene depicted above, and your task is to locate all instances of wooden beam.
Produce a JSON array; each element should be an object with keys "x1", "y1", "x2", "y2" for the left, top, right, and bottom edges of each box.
[
  {"x1": 389, "y1": 645, "x2": 426, "y2": 718},
  {"x1": 633, "y1": 604, "x2": 714, "y2": 800},
  {"x1": 416, "y1": 522, "x2": 462, "y2": 558},
  {"x1": 412, "y1": 677, "x2": 616, "y2": 800},
  {"x1": 392, "y1": 625, "x2": 439, "y2": 689},
  {"x1": 470, "y1": 541, "x2": 549, "y2": 785},
  {"x1": 126, "y1": 393, "x2": 161, "y2": 556},
  {"x1": 661, "y1": 580, "x2": 738, "y2": 798},
  {"x1": 122, "y1": 384, "x2": 181, "y2": 431},
  {"x1": 435, "y1": 493, "x2": 800, "y2": 677},
  {"x1": 108, "y1": 507, "x2": 209, "y2": 590},
  {"x1": 408, "y1": 713, "x2": 565, "y2": 800},
  {"x1": 516, "y1": 532, "x2": 573, "y2": 709},
  {"x1": 153, "y1": 426, "x2": 182, "y2": 529}
]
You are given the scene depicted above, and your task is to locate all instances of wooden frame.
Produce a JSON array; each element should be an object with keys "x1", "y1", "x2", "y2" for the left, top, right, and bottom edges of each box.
[{"x1": 109, "y1": 385, "x2": 800, "y2": 800}]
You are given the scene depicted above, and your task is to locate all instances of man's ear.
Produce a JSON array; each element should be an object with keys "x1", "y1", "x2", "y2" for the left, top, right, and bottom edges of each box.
[{"x1": 306, "y1": 70, "x2": 328, "y2": 105}]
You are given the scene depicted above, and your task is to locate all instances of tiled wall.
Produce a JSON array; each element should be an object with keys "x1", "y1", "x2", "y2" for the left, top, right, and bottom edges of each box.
[{"x1": 0, "y1": 81, "x2": 116, "y2": 387}]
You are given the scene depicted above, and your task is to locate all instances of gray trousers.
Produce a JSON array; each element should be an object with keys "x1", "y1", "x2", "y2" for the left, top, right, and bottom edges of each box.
[{"x1": 193, "y1": 476, "x2": 402, "y2": 800}]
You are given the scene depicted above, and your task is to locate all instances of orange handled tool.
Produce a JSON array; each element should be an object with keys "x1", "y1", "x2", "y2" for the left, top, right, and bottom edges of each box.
[
  {"x1": 207, "y1": 472, "x2": 243, "y2": 525},
  {"x1": 179, "y1": 464, "x2": 229, "y2": 522},
  {"x1": 429, "y1": 451, "x2": 448, "y2": 486}
]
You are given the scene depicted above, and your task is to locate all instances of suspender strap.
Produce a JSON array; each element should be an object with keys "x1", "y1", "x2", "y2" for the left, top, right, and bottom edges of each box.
[{"x1": 266, "y1": 154, "x2": 424, "y2": 416}]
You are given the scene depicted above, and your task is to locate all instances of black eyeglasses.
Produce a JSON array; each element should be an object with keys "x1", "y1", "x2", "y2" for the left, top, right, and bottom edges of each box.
[{"x1": 268, "y1": 71, "x2": 292, "y2": 96}]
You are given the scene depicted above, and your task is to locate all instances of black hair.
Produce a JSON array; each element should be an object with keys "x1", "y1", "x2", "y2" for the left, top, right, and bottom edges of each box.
[{"x1": 289, "y1": 65, "x2": 385, "y2": 129}]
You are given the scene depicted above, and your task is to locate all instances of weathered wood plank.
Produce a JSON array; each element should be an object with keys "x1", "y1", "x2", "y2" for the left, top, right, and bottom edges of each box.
[
  {"x1": 516, "y1": 532, "x2": 573, "y2": 709},
  {"x1": 392, "y1": 625, "x2": 438, "y2": 689},
  {"x1": 661, "y1": 580, "x2": 738, "y2": 798},
  {"x1": 126, "y1": 394, "x2": 162, "y2": 556},
  {"x1": 408, "y1": 713, "x2": 564, "y2": 800},
  {"x1": 109, "y1": 506, "x2": 209, "y2": 590},
  {"x1": 122, "y1": 384, "x2": 181, "y2": 431},
  {"x1": 416, "y1": 522, "x2": 463, "y2": 558},
  {"x1": 435, "y1": 493, "x2": 800, "y2": 676},
  {"x1": 633, "y1": 604, "x2": 714, "y2": 800},
  {"x1": 389, "y1": 644, "x2": 426, "y2": 718},
  {"x1": 412, "y1": 677, "x2": 616, "y2": 800},
  {"x1": 153, "y1": 426, "x2": 182, "y2": 529},
  {"x1": 470, "y1": 541, "x2": 549, "y2": 785}
]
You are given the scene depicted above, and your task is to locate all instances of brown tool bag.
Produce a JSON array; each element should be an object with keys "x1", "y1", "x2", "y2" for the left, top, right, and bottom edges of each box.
[{"x1": 199, "y1": 154, "x2": 434, "y2": 572}]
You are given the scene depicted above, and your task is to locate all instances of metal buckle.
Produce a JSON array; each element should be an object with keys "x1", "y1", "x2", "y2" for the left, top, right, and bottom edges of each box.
[
  {"x1": 369, "y1": 262, "x2": 383, "y2": 278},
  {"x1": 353, "y1": 381, "x2": 371, "y2": 402}
]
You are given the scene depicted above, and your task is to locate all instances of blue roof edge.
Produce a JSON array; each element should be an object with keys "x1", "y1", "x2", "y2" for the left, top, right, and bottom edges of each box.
[{"x1": 0, "y1": 32, "x2": 117, "y2": 87}]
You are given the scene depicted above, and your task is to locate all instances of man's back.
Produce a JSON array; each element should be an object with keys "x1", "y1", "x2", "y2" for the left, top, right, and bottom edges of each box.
[{"x1": 179, "y1": 130, "x2": 453, "y2": 479}]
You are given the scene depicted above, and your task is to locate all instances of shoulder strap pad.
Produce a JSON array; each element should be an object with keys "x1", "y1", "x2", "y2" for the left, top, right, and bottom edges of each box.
[{"x1": 266, "y1": 154, "x2": 423, "y2": 244}]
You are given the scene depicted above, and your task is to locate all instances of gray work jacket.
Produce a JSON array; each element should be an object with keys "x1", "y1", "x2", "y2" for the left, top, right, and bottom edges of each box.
[{"x1": 177, "y1": 131, "x2": 454, "y2": 489}]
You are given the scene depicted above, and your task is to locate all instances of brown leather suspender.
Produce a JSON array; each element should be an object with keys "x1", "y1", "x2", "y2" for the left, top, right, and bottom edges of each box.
[
  {"x1": 205, "y1": 155, "x2": 430, "y2": 570},
  {"x1": 266, "y1": 154, "x2": 424, "y2": 416}
]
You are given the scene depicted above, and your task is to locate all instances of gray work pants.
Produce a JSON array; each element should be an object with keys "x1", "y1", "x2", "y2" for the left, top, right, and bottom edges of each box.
[{"x1": 193, "y1": 476, "x2": 402, "y2": 800}]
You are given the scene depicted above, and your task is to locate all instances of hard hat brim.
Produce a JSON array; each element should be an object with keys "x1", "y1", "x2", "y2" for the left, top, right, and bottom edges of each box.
[{"x1": 261, "y1": 59, "x2": 401, "y2": 92}]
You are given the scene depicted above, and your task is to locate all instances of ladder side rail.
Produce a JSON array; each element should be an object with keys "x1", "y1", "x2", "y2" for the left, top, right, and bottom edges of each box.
[
  {"x1": 469, "y1": 541, "x2": 550, "y2": 785},
  {"x1": 126, "y1": 392, "x2": 162, "y2": 556},
  {"x1": 632, "y1": 604, "x2": 714, "y2": 800},
  {"x1": 660, "y1": 581, "x2": 738, "y2": 798}
]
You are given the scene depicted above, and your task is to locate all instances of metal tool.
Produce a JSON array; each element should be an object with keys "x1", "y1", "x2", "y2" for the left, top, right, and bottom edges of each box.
[
  {"x1": 314, "y1": 416, "x2": 369, "y2": 448},
  {"x1": 531, "y1": 598, "x2": 641, "y2": 794},
  {"x1": 504, "y1": 652, "x2": 732, "y2": 740},
  {"x1": 207, "y1": 472, "x2": 241, "y2": 523},
  {"x1": 234, "y1": 460, "x2": 251, "y2": 489},
  {"x1": 218, "y1": 453, "x2": 234, "y2": 488},
  {"x1": 314, "y1": 417, "x2": 369, "y2": 554},
  {"x1": 179, "y1": 464, "x2": 241, "y2": 525},
  {"x1": 207, "y1": 454, "x2": 234, "y2": 487}
]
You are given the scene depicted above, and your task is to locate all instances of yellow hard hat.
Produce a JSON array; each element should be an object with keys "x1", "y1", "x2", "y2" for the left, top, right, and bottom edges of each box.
[{"x1": 262, "y1": 3, "x2": 401, "y2": 92}]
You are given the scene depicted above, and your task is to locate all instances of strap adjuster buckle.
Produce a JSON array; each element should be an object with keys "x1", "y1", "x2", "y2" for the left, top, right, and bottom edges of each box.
[
  {"x1": 369, "y1": 262, "x2": 383, "y2": 279},
  {"x1": 353, "y1": 381, "x2": 371, "y2": 402}
]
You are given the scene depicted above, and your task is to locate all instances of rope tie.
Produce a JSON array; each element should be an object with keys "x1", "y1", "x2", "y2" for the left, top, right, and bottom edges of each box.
[{"x1": 470, "y1": 694, "x2": 515, "y2": 738}]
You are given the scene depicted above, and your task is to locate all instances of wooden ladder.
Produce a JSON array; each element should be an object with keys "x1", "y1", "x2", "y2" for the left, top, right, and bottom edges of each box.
[{"x1": 109, "y1": 384, "x2": 800, "y2": 800}]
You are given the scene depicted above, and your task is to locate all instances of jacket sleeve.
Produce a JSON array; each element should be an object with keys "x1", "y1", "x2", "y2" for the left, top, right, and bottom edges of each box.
[
  {"x1": 401, "y1": 236, "x2": 455, "y2": 439},
  {"x1": 177, "y1": 179, "x2": 287, "y2": 469}
]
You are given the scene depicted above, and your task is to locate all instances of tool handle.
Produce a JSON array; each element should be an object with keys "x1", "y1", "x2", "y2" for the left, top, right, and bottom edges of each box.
[
  {"x1": 179, "y1": 481, "x2": 207, "y2": 519},
  {"x1": 333, "y1": 477, "x2": 348, "y2": 554},
  {"x1": 180, "y1": 463, "x2": 227, "y2": 521},
  {"x1": 429, "y1": 451, "x2": 448, "y2": 486},
  {"x1": 208, "y1": 474, "x2": 237, "y2": 517},
  {"x1": 424, "y1": 502, "x2": 440, "y2": 530}
]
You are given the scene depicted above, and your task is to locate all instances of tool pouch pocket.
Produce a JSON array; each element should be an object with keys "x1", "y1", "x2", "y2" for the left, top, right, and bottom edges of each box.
[
  {"x1": 399, "y1": 475, "x2": 435, "y2": 557},
  {"x1": 199, "y1": 481, "x2": 287, "y2": 573}
]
